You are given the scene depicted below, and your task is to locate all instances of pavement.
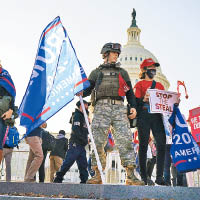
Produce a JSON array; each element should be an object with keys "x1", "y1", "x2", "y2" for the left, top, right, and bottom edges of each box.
[{"x1": 0, "y1": 182, "x2": 200, "y2": 199}]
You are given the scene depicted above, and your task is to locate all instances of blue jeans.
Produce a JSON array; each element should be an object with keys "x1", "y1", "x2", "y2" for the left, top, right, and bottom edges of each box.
[
  {"x1": 56, "y1": 143, "x2": 88, "y2": 183},
  {"x1": 0, "y1": 119, "x2": 7, "y2": 150}
]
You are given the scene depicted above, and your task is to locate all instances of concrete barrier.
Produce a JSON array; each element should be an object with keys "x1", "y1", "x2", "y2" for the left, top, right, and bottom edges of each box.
[{"x1": 0, "y1": 182, "x2": 200, "y2": 199}]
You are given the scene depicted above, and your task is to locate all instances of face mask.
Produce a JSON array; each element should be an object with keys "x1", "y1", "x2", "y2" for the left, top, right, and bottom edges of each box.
[{"x1": 146, "y1": 69, "x2": 156, "y2": 79}]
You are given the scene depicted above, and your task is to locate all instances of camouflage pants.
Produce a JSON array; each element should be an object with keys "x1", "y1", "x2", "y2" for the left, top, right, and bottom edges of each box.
[{"x1": 91, "y1": 101, "x2": 135, "y2": 168}]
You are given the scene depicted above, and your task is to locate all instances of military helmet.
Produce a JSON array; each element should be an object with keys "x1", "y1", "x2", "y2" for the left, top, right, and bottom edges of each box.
[{"x1": 100, "y1": 43, "x2": 121, "y2": 55}]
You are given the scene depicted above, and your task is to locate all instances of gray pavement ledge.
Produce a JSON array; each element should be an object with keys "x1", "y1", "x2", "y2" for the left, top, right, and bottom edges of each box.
[{"x1": 0, "y1": 182, "x2": 200, "y2": 200}]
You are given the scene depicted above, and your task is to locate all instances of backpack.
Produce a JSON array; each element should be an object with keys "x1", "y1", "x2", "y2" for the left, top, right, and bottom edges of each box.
[
  {"x1": 5, "y1": 126, "x2": 20, "y2": 148},
  {"x1": 41, "y1": 130, "x2": 56, "y2": 151}
]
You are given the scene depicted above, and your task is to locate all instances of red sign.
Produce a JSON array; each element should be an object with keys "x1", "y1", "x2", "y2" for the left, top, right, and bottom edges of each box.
[{"x1": 189, "y1": 107, "x2": 200, "y2": 143}]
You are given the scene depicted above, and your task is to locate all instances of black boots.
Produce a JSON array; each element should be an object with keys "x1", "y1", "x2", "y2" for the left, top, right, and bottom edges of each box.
[
  {"x1": 155, "y1": 177, "x2": 166, "y2": 185},
  {"x1": 53, "y1": 174, "x2": 63, "y2": 183}
]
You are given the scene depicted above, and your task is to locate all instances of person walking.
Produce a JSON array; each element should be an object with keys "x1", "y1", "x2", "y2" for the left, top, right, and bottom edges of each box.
[
  {"x1": 81, "y1": 43, "x2": 144, "y2": 185},
  {"x1": 53, "y1": 100, "x2": 89, "y2": 184},
  {"x1": 49, "y1": 130, "x2": 68, "y2": 182},
  {"x1": 38, "y1": 122, "x2": 56, "y2": 182},
  {"x1": 24, "y1": 124, "x2": 44, "y2": 182},
  {"x1": 134, "y1": 58, "x2": 166, "y2": 185}
]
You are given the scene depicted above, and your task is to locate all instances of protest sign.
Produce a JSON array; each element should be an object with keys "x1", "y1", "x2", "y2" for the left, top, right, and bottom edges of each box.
[
  {"x1": 189, "y1": 107, "x2": 200, "y2": 143},
  {"x1": 148, "y1": 89, "x2": 178, "y2": 114}
]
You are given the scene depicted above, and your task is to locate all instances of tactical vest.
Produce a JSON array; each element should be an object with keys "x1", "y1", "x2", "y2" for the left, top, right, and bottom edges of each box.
[{"x1": 96, "y1": 66, "x2": 121, "y2": 100}]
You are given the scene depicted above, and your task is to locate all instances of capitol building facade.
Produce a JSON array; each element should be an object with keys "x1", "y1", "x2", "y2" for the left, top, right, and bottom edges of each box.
[{"x1": 119, "y1": 9, "x2": 170, "y2": 90}]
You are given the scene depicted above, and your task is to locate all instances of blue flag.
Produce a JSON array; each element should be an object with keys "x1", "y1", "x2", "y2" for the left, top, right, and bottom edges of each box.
[
  {"x1": 169, "y1": 104, "x2": 200, "y2": 173},
  {"x1": 19, "y1": 16, "x2": 90, "y2": 135}
]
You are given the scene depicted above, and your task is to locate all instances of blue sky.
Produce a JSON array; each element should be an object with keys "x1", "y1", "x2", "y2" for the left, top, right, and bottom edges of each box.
[{"x1": 0, "y1": 0, "x2": 199, "y2": 133}]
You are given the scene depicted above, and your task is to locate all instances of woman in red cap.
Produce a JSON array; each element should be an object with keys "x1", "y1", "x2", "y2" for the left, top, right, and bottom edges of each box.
[{"x1": 134, "y1": 58, "x2": 166, "y2": 185}]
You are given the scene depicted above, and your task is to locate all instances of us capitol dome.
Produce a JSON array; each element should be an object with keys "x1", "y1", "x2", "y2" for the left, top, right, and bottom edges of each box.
[{"x1": 119, "y1": 8, "x2": 170, "y2": 90}]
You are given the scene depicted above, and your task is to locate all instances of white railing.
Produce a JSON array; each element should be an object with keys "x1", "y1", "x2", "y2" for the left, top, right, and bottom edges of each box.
[{"x1": 0, "y1": 147, "x2": 199, "y2": 186}]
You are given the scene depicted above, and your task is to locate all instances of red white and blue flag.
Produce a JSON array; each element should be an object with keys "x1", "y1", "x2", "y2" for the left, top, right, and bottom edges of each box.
[
  {"x1": 108, "y1": 129, "x2": 115, "y2": 147},
  {"x1": 169, "y1": 104, "x2": 200, "y2": 173},
  {"x1": 19, "y1": 16, "x2": 90, "y2": 135}
]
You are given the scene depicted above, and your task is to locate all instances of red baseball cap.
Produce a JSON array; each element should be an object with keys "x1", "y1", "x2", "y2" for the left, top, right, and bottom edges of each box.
[{"x1": 140, "y1": 58, "x2": 160, "y2": 69}]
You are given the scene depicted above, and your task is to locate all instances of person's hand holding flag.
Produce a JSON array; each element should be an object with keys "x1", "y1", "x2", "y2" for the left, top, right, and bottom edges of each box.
[{"x1": 76, "y1": 91, "x2": 83, "y2": 96}]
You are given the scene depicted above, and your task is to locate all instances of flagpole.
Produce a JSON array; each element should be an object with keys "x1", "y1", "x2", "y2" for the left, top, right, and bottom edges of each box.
[{"x1": 79, "y1": 96, "x2": 105, "y2": 184}]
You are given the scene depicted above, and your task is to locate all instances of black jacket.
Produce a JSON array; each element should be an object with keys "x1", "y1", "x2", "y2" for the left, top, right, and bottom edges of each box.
[
  {"x1": 69, "y1": 108, "x2": 89, "y2": 147},
  {"x1": 27, "y1": 127, "x2": 43, "y2": 138},
  {"x1": 41, "y1": 130, "x2": 56, "y2": 151},
  {"x1": 50, "y1": 137, "x2": 68, "y2": 160}
]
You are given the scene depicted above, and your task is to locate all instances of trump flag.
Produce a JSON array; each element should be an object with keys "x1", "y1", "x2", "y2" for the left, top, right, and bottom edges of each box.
[
  {"x1": 169, "y1": 104, "x2": 200, "y2": 173},
  {"x1": 19, "y1": 16, "x2": 90, "y2": 134}
]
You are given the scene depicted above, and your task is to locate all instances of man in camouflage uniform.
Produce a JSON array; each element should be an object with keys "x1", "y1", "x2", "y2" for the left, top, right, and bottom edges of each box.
[{"x1": 82, "y1": 43, "x2": 144, "y2": 185}]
